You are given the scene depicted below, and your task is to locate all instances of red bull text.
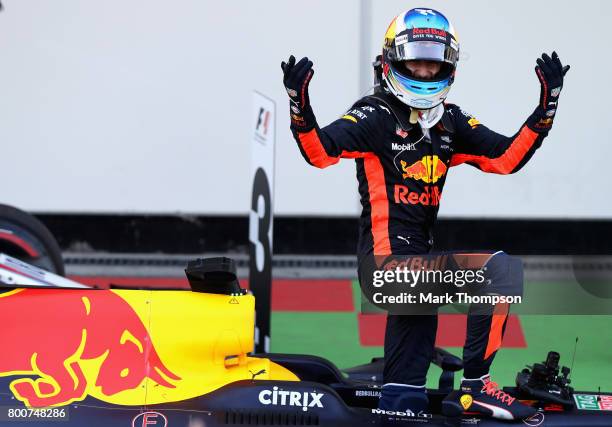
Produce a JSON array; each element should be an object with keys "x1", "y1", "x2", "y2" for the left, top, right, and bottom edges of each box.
[{"x1": 394, "y1": 185, "x2": 442, "y2": 206}]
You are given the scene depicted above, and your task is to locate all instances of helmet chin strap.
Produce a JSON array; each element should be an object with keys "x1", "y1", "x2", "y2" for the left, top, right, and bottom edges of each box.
[
  {"x1": 409, "y1": 109, "x2": 419, "y2": 124},
  {"x1": 409, "y1": 104, "x2": 445, "y2": 129}
]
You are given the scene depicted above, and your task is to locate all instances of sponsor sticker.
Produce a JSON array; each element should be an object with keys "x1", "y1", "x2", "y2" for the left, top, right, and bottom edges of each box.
[
  {"x1": 602, "y1": 395, "x2": 612, "y2": 411},
  {"x1": 460, "y1": 109, "x2": 474, "y2": 118},
  {"x1": 395, "y1": 34, "x2": 408, "y2": 45},
  {"x1": 378, "y1": 105, "x2": 391, "y2": 115},
  {"x1": 399, "y1": 155, "x2": 447, "y2": 184},
  {"x1": 371, "y1": 408, "x2": 432, "y2": 418},
  {"x1": 392, "y1": 142, "x2": 416, "y2": 151},
  {"x1": 132, "y1": 411, "x2": 168, "y2": 427},
  {"x1": 258, "y1": 387, "x2": 324, "y2": 412},
  {"x1": 395, "y1": 126, "x2": 409, "y2": 139},
  {"x1": 574, "y1": 394, "x2": 612, "y2": 411},
  {"x1": 543, "y1": 403, "x2": 564, "y2": 412},
  {"x1": 468, "y1": 117, "x2": 480, "y2": 129},
  {"x1": 394, "y1": 184, "x2": 442, "y2": 206},
  {"x1": 355, "y1": 389, "x2": 381, "y2": 397},
  {"x1": 522, "y1": 412, "x2": 545, "y2": 426},
  {"x1": 415, "y1": 8, "x2": 435, "y2": 16},
  {"x1": 347, "y1": 109, "x2": 367, "y2": 120},
  {"x1": 536, "y1": 118, "x2": 553, "y2": 127},
  {"x1": 460, "y1": 394, "x2": 473, "y2": 410}
]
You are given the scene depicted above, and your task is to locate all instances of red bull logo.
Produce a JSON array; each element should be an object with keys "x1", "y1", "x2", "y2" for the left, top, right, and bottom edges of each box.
[
  {"x1": 0, "y1": 289, "x2": 180, "y2": 408},
  {"x1": 400, "y1": 155, "x2": 447, "y2": 184}
]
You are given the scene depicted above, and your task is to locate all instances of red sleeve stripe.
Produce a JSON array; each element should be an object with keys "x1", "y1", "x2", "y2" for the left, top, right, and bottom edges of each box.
[
  {"x1": 298, "y1": 129, "x2": 389, "y2": 255},
  {"x1": 364, "y1": 156, "x2": 391, "y2": 256},
  {"x1": 449, "y1": 125, "x2": 539, "y2": 174},
  {"x1": 297, "y1": 129, "x2": 368, "y2": 167},
  {"x1": 297, "y1": 128, "x2": 340, "y2": 168}
]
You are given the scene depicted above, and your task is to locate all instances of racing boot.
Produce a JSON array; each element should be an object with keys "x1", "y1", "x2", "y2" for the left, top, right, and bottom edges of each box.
[
  {"x1": 378, "y1": 384, "x2": 428, "y2": 416},
  {"x1": 442, "y1": 375, "x2": 536, "y2": 421}
]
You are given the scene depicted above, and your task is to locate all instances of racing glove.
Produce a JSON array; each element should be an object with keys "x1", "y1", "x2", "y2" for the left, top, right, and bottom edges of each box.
[
  {"x1": 527, "y1": 51, "x2": 570, "y2": 132},
  {"x1": 281, "y1": 55, "x2": 317, "y2": 131}
]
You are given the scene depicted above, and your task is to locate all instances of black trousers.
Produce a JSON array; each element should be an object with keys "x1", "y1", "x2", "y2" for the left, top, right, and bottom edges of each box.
[
  {"x1": 359, "y1": 233, "x2": 510, "y2": 386},
  {"x1": 383, "y1": 304, "x2": 509, "y2": 385}
]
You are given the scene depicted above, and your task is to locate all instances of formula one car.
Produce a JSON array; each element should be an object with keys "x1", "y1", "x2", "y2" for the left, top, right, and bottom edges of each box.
[{"x1": 1, "y1": 256, "x2": 611, "y2": 426}]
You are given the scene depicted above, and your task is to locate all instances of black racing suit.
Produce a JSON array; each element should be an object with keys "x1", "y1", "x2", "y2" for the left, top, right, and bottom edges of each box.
[{"x1": 290, "y1": 89, "x2": 549, "y2": 386}]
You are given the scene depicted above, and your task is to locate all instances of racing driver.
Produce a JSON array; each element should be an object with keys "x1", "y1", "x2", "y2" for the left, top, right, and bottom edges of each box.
[{"x1": 281, "y1": 8, "x2": 569, "y2": 422}]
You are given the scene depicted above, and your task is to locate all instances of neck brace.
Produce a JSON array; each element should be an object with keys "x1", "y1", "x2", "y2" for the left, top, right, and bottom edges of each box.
[
  {"x1": 362, "y1": 91, "x2": 455, "y2": 133},
  {"x1": 411, "y1": 104, "x2": 445, "y2": 129}
]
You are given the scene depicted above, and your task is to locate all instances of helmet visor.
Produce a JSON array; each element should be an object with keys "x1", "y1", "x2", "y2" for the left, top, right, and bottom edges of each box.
[{"x1": 394, "y1": 41, "x2": 458, "y2": 65}]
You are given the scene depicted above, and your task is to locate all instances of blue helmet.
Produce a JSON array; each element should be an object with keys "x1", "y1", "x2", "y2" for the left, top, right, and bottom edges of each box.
[{"x1": 381, "y1": 8, "x2": 460, "y2": 109}]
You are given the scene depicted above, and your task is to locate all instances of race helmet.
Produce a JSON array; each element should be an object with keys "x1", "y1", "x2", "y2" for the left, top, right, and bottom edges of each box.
[{"x1": 381, "y1": 8, "x2": 459, "y2": 109}]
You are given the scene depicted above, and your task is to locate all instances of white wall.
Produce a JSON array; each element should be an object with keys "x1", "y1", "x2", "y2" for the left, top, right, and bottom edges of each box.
[
  {"x1": 0, "y1": 0, "x2": 609, "y2": 218},
  {"x1": 0, "y1": 0, "x2": 360, "y2": 215}
]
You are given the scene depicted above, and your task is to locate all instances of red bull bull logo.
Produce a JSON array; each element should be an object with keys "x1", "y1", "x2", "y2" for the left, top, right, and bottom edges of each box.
[
  {"x1": 0, "y1": 287, "x2": 297, "y2": 409},
  {"x1": 0, "y1": 289, "x2": 180, "y2": 408},
  {"x1": 400, "y1": 155, "x2": 447, "y2": 184}
]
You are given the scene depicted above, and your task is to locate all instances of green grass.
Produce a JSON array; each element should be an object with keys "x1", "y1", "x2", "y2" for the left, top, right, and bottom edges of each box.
[{"x1": 271, "y1": 311, "x2": 382, "y2": 368}]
